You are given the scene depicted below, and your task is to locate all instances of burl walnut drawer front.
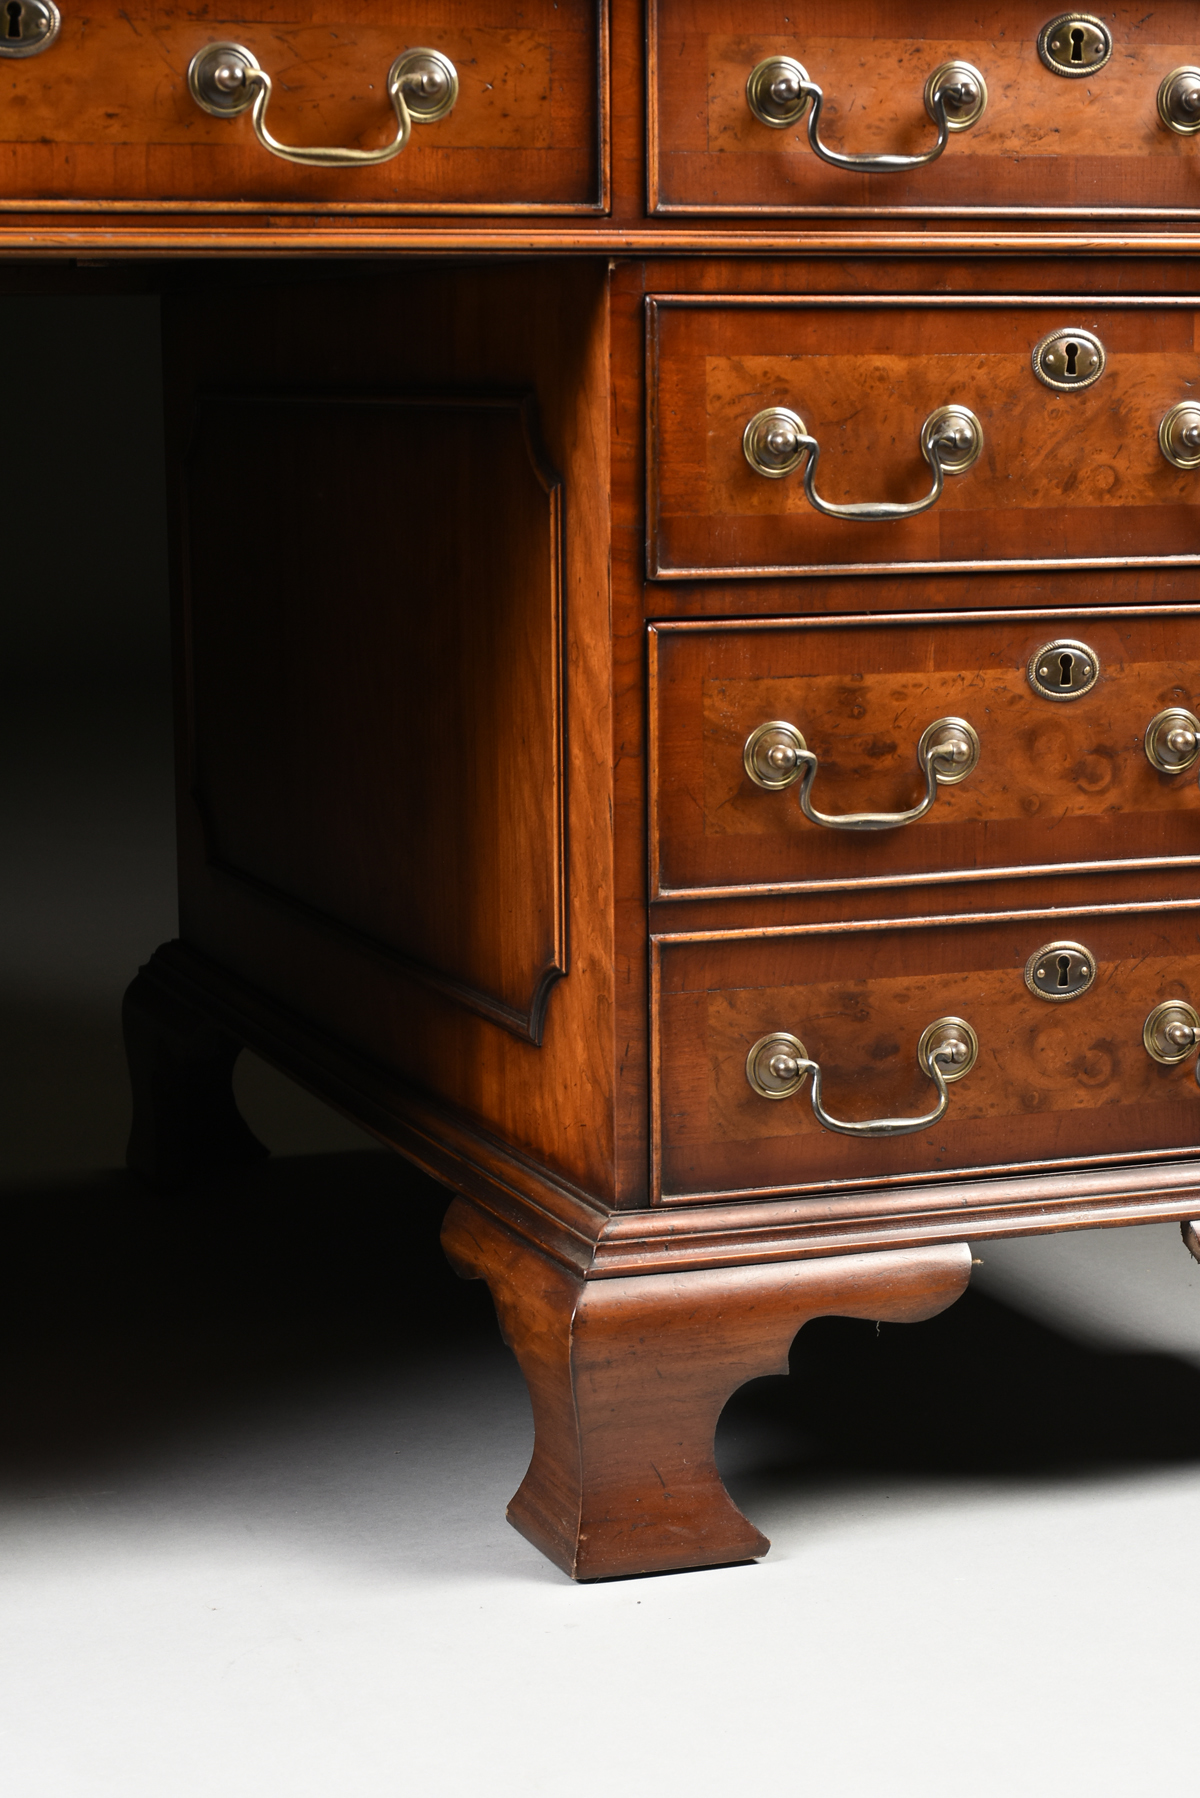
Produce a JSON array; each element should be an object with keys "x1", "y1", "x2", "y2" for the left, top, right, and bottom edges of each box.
[
  {"x1": 650, "y1": 611, "x2": 1200, "y2": 898},
  {"x1": 0, "y1": 0, "x2": 604, "y2": 210},
  {"x1": 650, "y1": 0, "x2": 1200, "y2": 217},
  {"x1": 648, "y1": 297, "x2": 1200, "y2": 579},
  {"x1": 653, "y1": 910, "x2": 1200, "y2": 1201}
]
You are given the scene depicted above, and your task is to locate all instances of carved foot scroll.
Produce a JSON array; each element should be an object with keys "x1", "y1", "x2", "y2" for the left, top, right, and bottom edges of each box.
[
  {"x1": 1184, "y1": 1221, "x2": 1200, "y2": 1264},
  {"x1": 123, "y1": 951, "x2": 268, "y2": 1193},
  {"x1": 443, "y1": 1197, "x2": 972, "y2": 1581}
]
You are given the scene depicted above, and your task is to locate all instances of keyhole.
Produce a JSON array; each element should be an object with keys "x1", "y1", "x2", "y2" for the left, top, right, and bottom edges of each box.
[
  {"x1": 5, "y1": 2, "x2": 23, "y2": 39},
  {"x1": 1056, "y1": 953, "x2": 1073, "y2": 988},
  {"x1": 1058, "y1": 650, "x2": 1075, "y2": 688},
  {"x1": 1070, "y1": 26, "x2": 1085, "y2": 62},
  {"x1": 1064, "y1": 341, "x2": 1079, "y2": 377}
]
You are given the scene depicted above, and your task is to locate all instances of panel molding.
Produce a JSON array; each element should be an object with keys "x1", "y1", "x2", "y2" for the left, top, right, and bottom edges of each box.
[{"x1": 181, "y1": 389, "x2": 567, "y2": 1045}]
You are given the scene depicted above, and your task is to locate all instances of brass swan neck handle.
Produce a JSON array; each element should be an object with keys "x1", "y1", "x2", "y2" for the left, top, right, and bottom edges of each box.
[
  {"x1": 742, "y1": 404, "x2": 983, "y2": 522},
  {"x1": 745, "y1": 1018, "x2": 979, "y2": 1138},
  {"x1": 745, "y1": 55, "x2": 987, "y2": 171},
  {"x1": 187, "y1": 42, "x2": 458, "y2": 168},
  {"x1": 743, "y1": 716, "x2": 981, "y2": 830}
]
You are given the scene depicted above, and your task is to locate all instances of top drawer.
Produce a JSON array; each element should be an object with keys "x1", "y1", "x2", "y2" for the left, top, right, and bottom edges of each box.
[
  {"x1": 0, "y1": 0, "x2": 604, "y2": 211},
  {"x1": 651, "y1": 0, "x2": 1200, "y2": 217}
]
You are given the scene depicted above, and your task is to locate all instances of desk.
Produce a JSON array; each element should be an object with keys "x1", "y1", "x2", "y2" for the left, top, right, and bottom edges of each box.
[{"x1": 10, "y1": 0, "x2": 1200, "y2": 1579}]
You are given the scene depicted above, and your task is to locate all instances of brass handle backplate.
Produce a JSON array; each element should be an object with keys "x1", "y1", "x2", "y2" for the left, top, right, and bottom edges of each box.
[
  {"x1": 742, "y1": 403, "x2": 983, "y2": 521},
  {"x1": 187, "y1": 42, "x2": 457, "y2": 167},
  {"x1": 745, "y1": 55, "x2": 987, "y2": 170},
  {"x1": 743, "y1": 715, "x2": 980, "y2": 830},
  {"x1": 1145, "y1": 707, "x2": 1200, "y2": 773},
  {"x1": 1158, "y1": 67, "x2": 1200, "y2": 134},
  {"x1": 1144, "y1": 1000, "x2": 1200, "y2": 1068},
  {"x1": 745, "y1": 1017, "x2": 978, "y2": 1138},
  {"x1": 1159, "y1": 401, "x2": 1200, "y2": 468}
]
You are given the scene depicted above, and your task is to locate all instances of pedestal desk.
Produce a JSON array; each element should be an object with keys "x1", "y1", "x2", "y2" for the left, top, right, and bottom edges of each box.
[{"x1": 12, "y1": 0, "x2": 1200, "y2": 1577}]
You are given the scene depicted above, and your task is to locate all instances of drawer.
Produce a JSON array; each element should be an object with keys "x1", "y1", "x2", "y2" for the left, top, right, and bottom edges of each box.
[
  {"x1": 653, "y1": 908, "x2": 1200, "y2": 1201},
  {"x1": 650, "y1": 0, "x2": 1200, "y2": 217},
  {"x1": 648, "y1": 296, "x2": 1200, "y2": 579},
  {"x1": 650, "y1": 612, "x2": 1200, "y2": 898},
  {"x1": 0, "y1": 0, "x2": 604, "y2": 211}
]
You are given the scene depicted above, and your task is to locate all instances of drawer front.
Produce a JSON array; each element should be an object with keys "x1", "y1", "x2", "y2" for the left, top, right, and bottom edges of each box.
[
  {"x1": 650, "y1": 612, "x2": 1200, "y2": 897},
  {"x1": 654, "y1": 910, "x2": 1200, "y2": 1201},
  {"x1": 0, "y1": 0, "x2": 604, "y2": 210},
  {"x1": 648, "y1": 297, "x2": 1200, "y2": 579},
  {"x1": 651, "y1": 0, "x2": 1200, "y2": 217}
]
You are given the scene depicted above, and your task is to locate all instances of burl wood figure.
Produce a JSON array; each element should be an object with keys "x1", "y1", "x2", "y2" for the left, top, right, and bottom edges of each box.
[{"x1": 2, "y1": 0, "x2": 1183, "y2": 1578}]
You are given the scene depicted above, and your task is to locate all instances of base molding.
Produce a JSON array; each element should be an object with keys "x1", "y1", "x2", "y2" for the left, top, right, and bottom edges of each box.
[{"x1": 133, "y1": 940, "x2": 1200, "y2": 1275}]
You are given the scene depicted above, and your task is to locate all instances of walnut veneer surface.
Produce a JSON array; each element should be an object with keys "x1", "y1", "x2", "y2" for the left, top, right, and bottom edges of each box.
[{"x1": 9, "y1": 0, "x2": 1200, "y2": 1576}]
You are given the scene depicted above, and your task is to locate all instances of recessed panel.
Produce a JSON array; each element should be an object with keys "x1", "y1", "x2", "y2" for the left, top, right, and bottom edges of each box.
[{"x1": 185, "y1": 392, "x2": 565, "y2": 1041}]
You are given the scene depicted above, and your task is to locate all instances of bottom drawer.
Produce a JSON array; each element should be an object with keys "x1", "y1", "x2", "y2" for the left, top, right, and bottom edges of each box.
[{"x1": 654, "y1": 908, "x2": 1200, "y2": 1203}]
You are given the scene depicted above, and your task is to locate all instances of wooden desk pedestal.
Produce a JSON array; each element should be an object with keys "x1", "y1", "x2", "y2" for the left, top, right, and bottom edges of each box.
[{"x1": 108, "y1": 254, "x2": 1200, "y2": 1578}]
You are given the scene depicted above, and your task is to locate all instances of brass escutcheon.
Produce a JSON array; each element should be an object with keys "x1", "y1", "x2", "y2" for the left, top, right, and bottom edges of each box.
[
  {"x1": 1024, "y1": 940, "x2": 1097, "y2": 1002},
  {"x1": 1027, "y1": 638, "x2": 1100, "y2": 701},
  {"x1": 0, "y1": 0, "x2": 59, "y2": 56},
  {"x1": 1032, "y1": 326, "x2": 1106, "y2": 392},
  {"x1": 1037, "y1": 12, "x2": 1113, "y2": 77}
]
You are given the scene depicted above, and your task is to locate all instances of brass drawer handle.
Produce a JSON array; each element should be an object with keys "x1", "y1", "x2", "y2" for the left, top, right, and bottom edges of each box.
[
  {"x1": 1159, "y1": 401, "x2": 1200, "y2": 469},
  {"x1": 745, "y1": 55, "x2": 987, "y2": 171},
  {"x1": 1158, "y1": 67, "x2": 1200, "y2": 135},
  {"x1": 742, "y1": 403, "x2": 983, "y2": 521},
  {"x1": 743, "y1": 716, "x2": 980, "y2": 830},
  {"x1": 1144, "y1": 1000, "x2": 1200, "y2": 1070},
  {"x1": 745, "y1": 1017, "x2": 978, "y2": 1138},
  {"x1": 1144, "y1": 707, "x2": 1200, "y2": 773},
  {"x1": 187, "y1": 42, "x2": 457, "y2": 168}
]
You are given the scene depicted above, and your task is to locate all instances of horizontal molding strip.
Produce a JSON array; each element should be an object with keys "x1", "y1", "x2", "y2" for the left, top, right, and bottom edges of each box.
[
  {"x1": 650, "y1": 894, "x2": 1200, "y2": 946},
  {"x1": 16, "y1": 229, "x2": 1200, "y2": 257}
]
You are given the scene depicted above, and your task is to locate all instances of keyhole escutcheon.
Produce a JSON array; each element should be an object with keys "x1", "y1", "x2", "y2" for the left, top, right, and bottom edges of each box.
[
  {"x1": 1025, "y1": 939, "x2": 1098, "y2": 1002},
  {"x1": 6, "y1": 3, "x2": 23, "y2": 39}
]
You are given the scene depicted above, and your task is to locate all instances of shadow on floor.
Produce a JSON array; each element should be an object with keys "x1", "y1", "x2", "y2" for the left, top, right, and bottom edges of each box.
[
  {"x1": 0, "y1": 1150, "x2": 497, "y2": 1481},
  {"x1": 719, "y1": 1283, "x2": 1200, "y2": 1490},
  {"x1": 3, "y1": 1148, "x2": 1200, "y2": 1494}
]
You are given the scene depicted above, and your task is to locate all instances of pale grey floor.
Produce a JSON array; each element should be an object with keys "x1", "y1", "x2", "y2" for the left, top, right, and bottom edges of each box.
[{"x1": 4, "y1": 295, "x2": 1200, "y2": 1797}]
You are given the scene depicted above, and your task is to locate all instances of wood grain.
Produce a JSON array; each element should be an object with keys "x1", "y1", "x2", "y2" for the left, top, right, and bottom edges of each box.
[
  {"x1": 650, "y1": 296, "x2": 1200, "y2": 577},
  {"x1": 650, "y1": 611, "x2": 1200, "y2": 895},
  {"x1": 651, "y1": 0, "x2": 1200, "y2": 216},
  {"x1": 139, "y1": 936, "x2": 1200, "y2": 1268},
  {"x1": 0, "y1": 0, "x2": 604, "y2": 210},
  {"x1": 654, "y1": 909, "x2": 1200, "y2": 1199},
  {"x1": 443, "y1": 1193, "x2": 971, "y2": 1577},
  {"x1": 167, "y1": 262, "x2": 626, "y2": 1198},
  {"x1": 185, "y1": 391, "x2": 565, "y2": 1043}
]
